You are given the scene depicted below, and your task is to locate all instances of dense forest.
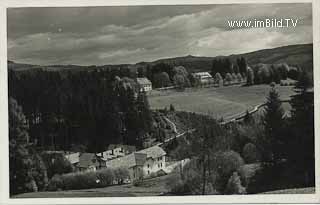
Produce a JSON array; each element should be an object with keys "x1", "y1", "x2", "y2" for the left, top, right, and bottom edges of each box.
[{"x1": 8, "y1": 69, "x2": 154, "y2": 152}]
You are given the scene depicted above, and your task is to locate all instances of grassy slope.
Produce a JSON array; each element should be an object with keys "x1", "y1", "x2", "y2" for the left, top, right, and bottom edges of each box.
[
  {"x1": 149, "y1": 84, "x2": 295, "y2": 120},
  {"x1": 13, "y1": 174, "x2": 172, "y2": 198}
]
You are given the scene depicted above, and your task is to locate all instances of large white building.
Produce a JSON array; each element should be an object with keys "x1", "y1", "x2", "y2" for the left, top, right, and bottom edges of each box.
[
  {"x1": 97, "y1": 144, "x2": 136, "y2": 161},
  {"x1": 136, "y1": 77, "x2": 152, "y2": 92},
  {"x1": 193, "y1": 72, "x2": 214, "y2": 84},
  {"x1": 105, "y1": 146, "x2": 166, "y2": 180}
]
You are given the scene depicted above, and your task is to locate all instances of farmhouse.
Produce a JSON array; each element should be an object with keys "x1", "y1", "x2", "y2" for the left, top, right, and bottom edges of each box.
[
  {"x1": 65, "y1": 152, "x2": 80, "y2": 167},
  {"x1": 97, "y1": 144, "x2": 136, "y2": 161},
  {"x1": 77, "y1": 153, "x2": 104, "y2": 172},
  {"x1": 105, "y1": 146, "x2": 166, "y2": 180},
  {"x1": 136, "y1": 77, "x2": 152, "y2": 92},
  {"x1": 192, "y1": 72, "x2": 214, "y2": 84}
]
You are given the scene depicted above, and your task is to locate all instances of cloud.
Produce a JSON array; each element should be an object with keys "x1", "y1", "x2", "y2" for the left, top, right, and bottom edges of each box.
[{"x1": 7, "y1": 3, "x2": 312, "y2": 65}]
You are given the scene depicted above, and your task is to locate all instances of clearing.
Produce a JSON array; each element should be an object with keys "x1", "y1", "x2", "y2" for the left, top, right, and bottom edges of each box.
[{"x1": 149, "y1": 84, "x2": 295, "y2": 120}]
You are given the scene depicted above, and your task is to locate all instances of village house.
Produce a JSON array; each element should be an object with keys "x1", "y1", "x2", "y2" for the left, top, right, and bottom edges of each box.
[
  {"x1": 192, "y1": 72, "x2": 214, "y2": 85},
  {"x1": 136, "y1": 77, "x2": 152, "y2": 92},
  {"x1": 65, "y1": 152, "x2": 80, "y2": 168},
  {"x1": 105, "y1": 146, "x2": 166, "y2": 180},
  {"x1": 77, "y1": 153, "x2": 104, "y2": 172},
  {"x1": 97, "y1": 144, "x2": 136, "y2": 161}
]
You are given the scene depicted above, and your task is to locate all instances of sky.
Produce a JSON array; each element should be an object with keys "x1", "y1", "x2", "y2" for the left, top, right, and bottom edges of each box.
[{"x1": 7, "y1": 3, "x2": 312, "y2": 65}]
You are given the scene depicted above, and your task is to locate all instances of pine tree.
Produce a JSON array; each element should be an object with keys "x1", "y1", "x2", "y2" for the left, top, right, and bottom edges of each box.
[
  {"x1": 9, "y1": 97, "x2": 35, "y2": 195},
  {"x1": 262, "y1": 87, "x2": 285, "y2": 162},
  {"x1": 288, "y1": 71, "x2": 314, "y2": 185}
]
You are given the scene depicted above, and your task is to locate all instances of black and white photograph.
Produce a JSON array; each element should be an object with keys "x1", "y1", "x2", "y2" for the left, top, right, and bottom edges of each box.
[{"x1": 1, "y1": 0, "x2": 319, "y2": 203}]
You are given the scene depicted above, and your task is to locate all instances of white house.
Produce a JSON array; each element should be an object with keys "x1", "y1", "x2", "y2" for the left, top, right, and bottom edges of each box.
[
  {"x1": 97, "y1": 144, "x2": 136, "y2": 161},
  {"x1": 136, "y1": 77, "x2": 152, "y2": 92},
  {"x1": 192, "y1": 72, "x2": 214, "y2": 85},
  {"x1": 105, "y1": 146, "x2": 166, "y2": 180}
]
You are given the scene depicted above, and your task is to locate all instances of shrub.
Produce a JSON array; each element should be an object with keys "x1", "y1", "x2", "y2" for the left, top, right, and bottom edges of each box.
[
  {"x1": 47, "y1": 174, "x2": 63, "y2": 191},
  {"x1": 225, "y1": 172, "x2": 246, "y2": 194},
  {"x1": 47, "y1": 167, "x2": 127, "y2": 191},
  {"x1": 213, "y1": 150, "x2": 245, "y2": 192},
  {"x1": 96, "y1": 168, "x2": 115, "y2": 187},
  {"x1": 114, "y1": 167, "x2": 130, "y2": 184}
]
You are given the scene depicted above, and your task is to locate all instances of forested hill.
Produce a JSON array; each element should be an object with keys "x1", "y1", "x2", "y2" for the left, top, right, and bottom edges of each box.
[
  {"x1": 145, "y1": 43, "x2": 313, "y2": 72},
  {"x1": 8, "y1": 43, "x2": 312, "y2": 73}
]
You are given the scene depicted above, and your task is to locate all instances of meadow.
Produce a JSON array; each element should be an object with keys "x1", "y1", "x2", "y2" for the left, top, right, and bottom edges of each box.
[
  {"x1": 13, "y1": 174, "x2": 172, "y2": 198},
  {"x1": 149, "y1": 84, "x2": 295, "y2": 120}
]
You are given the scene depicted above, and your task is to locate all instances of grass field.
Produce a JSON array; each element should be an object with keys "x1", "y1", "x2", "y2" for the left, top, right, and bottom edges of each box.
[
  {"x1": 13, "y1": 174, "x2": 172, "y2": 198},
  {"x1": 149, "y1": 84, "x2": 295, "y2": 120}
]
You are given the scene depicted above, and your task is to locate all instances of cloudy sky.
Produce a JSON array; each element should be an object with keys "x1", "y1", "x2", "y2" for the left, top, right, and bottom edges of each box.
[{"x1": 7, "y1": 3, "x2": 312, "y2": 65}]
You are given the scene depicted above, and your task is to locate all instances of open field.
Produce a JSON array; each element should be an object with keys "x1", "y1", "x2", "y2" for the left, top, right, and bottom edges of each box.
[
  {"x1": 149, "y1": 85, "x2": 295, "y2": 120},
  {"x1": 13, "y1": 174, "x2": 172, "y2": 198}
]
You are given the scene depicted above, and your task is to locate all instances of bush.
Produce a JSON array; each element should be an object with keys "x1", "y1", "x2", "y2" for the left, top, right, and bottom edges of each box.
[
  {"x1": 96, "y1": 168, "x2": 115, "y2": 187},
  {"x1": 47, "y1": 174, "x2": 63, "y2": 191},
  {"x1": 213, "y1": 150, "x2": 245, "y2": 192},
  {"x1": 47, "y1": 167, "x2": 127, "y2": 191},
  {"x1": 114, "y1": 167, "x2": 130, "y2": 184},
  {"x1": 225, "y1": 172, "x2": 246, "y2": 194}
]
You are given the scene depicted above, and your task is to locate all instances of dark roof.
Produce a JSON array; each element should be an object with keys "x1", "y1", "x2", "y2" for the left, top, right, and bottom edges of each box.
[
  {"x1": 107, "y1": 144, "x2": 136, "y2": 153},
  {"x1": 78, "y1": 153, "x2": 99, "y2": 168},
  {"x1": 136, "y1": 146, "x2": 166, "y2": 159},
  {"x1": 136, "y1": 77, "x2": 151, "y2": 85},
  {"x1": 105, "y1": 146, "x2": 166, "y2": 169},
  {"x1": 105, "y1": 152, "x2": 147, "y2": 169}
]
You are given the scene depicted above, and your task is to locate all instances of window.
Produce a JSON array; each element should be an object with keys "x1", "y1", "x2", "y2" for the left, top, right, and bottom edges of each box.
[
  {"x1": 148, "y1": 170, "x2": 150, "y2": 175},
  {"x1": 147, "y1": 164, "x2": 150, "y2": 168},
  {"x1": 161, "y1": 163, "x2": 162, "y2": 167}
]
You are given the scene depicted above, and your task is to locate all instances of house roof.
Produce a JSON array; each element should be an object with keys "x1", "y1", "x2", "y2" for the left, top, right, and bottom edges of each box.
[
  {"x1": 193, "y1": 72, "x2": 212, "y2": 78},
  {"x1": 136, "y1": 146, "x2": 166, "y2": 159},
  {"x1": 136, "y1": 77, "x2": 151, "y2": 85},
  {"x1": 78, "y1": 153, "x2": 99, "y2": 168},
  {"x1": 107, "y1": 144, "x2": 136, "y2": 153},
  {"x1": 105, "y1": 146, "x2": 166, "y2": 169},
  {"x1": 105, "y1": 152, "x2": 147, "y2": 169},
  {"x1": 65, "y1": 152, "x2": 80, "y2": 164}
]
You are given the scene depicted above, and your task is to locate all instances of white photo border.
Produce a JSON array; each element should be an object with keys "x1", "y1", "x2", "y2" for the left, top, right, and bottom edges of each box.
[{"x1": 0, "y1": 0, "x2": 319, "y2": 204}]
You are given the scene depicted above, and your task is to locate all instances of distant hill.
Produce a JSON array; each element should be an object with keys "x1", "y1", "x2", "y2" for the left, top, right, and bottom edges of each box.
[
  {"x1": 8, "y1": 43, "x2": 313, "y2": 73},
  {"x1": 145, "y1": 44, "x2": 313, "y2": 72}
]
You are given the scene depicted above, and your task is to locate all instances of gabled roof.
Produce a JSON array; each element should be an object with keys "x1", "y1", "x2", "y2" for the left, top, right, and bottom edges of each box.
[
  {"x1": 105, "y1": 152, "x2": 147, "y2": 169},
  {"x1": 136, "y1": 77, "x2": 152, "y2": 85},
  {"x1": 193, "y1": 72, "x2": 213, "y2": 78},
  {"x1": 65, "y1": 152, "x2": 80, "y2": 164},
  {"x1": 78, "y1": 153, "x2": 99, "y2": 168},
  {"x1": 107, "y1": 144, "x2": 136, "y2": 153},
  {"x1": 136, "y1": 146, "x2": 166, "y2": 159}
]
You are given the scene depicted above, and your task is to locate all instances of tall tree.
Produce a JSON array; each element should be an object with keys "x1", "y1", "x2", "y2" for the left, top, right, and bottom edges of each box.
[
  {"x1": 288, "y1": 71, "x2": 314, "y2": 185},
  {"x1": 9, "y1": 98, "x2": 41, "y2": 194},
  {"x1": 246, "y1": 67, "x2": 254, "y2": 85},
  {"x1": 261, "y1": 87, "x2": 285, "y2": 162}
]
